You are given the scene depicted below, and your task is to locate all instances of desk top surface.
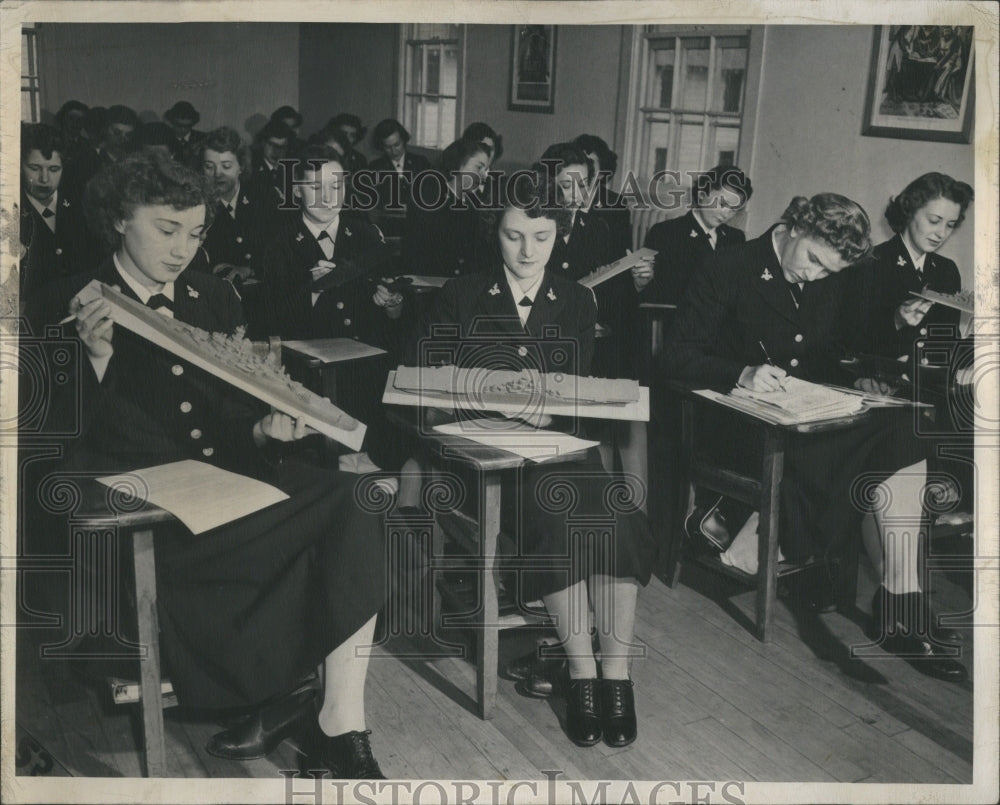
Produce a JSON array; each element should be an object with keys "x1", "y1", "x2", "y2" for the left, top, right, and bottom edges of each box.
[{"x1": 71, "y1": 479, "x2": 174, "y2": 528}]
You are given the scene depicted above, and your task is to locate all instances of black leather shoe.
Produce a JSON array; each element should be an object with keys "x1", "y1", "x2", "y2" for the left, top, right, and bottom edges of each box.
[
  {"x1": 206, "y1": 687, "x2": 317, "y2": 760},
  {"x1": 599, "y1": 679, "x2": 637, "y2": 747},
  {"x1": 565, "y1": 679, "x2": 602, "y2": 747},
  {"x1": 888, "y1": 633, "x2": 968, "y2": 683},
  {"x1": 302, "y1": 727, "x2": 386, "y2": 779}
]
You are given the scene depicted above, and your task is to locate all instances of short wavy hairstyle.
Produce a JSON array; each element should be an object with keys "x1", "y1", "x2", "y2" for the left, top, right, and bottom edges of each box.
[
  {"x1": 440, "y1": 138, "x2": 491, "y2": 177},
  {"x1": 780, "y1": 193, "x2": 872, "y2": 264},
  {"x1": 482, "y1": 171, "x2": 574, "y2": 249},
  {"x1": 533, "y1": 142, "x2": 593, "y2": 183},
  {"x1": 372, "y1": 118, "x2": 410, "y2": 147},
  {"x1": 84, "y1": 149, "x2": 215, "y2": 251},
  {"x1": 21, "y1": 123, "x2": 64, "y2": 162},
  {"x1": 884, "y1": 172, "x2": 974, "y2": 233},
  {"x1": 572, "y1": 134, "x2": 618, "y2": 178},
  {"x1": 199, "y1": 126, "x2": 252, "y2": 176},
  {"x1": 462, "y1": 122, "x2": 503, "y2": 163}
]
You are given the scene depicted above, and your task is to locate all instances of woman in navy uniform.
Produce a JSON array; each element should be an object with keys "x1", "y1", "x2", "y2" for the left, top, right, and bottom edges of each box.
[
  {"x1": 20, "y1": 124, "x2": 103, "y2": 304},
  {"x1": 410, "y1": 173, "x2": 656, "y2": 748},
  {"x1": 400, "y1": 138, "x2": 491, "y2": 279},
  {"x1": 27, "y1": 150, "x2": 391, "y2": 777},
  {"x1": 368, "y1": 118, "x2": 432, "y2": 215},
  {"x1": 662, "y1": 192, "x2": 967, "y2": 683},
  {"x1": 859, "y1": 172, "x2": 973, "y2": 366},
  {"x1": 641, "y1": 165, "x2": 752, "y2": 306}
]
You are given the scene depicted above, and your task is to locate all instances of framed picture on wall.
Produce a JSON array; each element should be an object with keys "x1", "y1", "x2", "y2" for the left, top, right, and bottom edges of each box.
[
  {"x1": 508, "y1": 25, "x2": 557, "y2": 113},
  {"x1": 862, "y1": 25, "x2": 974, "y2": 143}
]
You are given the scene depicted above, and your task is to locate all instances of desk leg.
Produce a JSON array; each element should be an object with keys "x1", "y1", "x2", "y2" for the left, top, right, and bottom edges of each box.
[
  {"x1": 756, "y1": 430, "x2": 784, "y2": 643},
  {"x1": 132, "y1": 528, "x2": 166, "y2": 777},
  {"x1": 668, "y1": 399, "x2": 696, "y2": 587},
  {"x1": 476, "y1": 474, "x2": 501, "y2": 720}
]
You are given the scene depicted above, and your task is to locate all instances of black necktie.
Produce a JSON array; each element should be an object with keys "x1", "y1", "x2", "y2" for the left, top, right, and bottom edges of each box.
[
  {"x1": 518, "y1": 295, "x2": 532, "y2": 307},
  {"x1": 146, "y1": 293, "x2": 173, "y2": 312},
  {"x1": 788, "y1": 282, "x2": 803, "y2": 309},
  {"x1": 317, "y1": 230, "x2": 330, "y2": 241},
  {"x1": 42, "y1": 207, "x2": 55, "y2": 219}
]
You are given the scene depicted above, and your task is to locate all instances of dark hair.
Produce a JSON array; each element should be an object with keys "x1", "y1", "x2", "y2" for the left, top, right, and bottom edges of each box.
[
  {"x1": 483, "y1": 172, "x2": 573, "y2": 247},
  {"x1": 884, "y1": 172, "x2": 974, "y2": 232},
  {"x1": 21, "y1": 123, "x2": 64, "y2": 162},
  {"x1": 462, "y1": 122, "x2": 503, "y2": 162},
  {"x1": 270, "y1": 105, "x2": 302, "y2": 128},
  {"x1": 572, "y1": 134, "x2": 617, "y2": 178},
  {"x1": 534, "y1": 142, "x2": 593, "y2": 182},
  {"x1": 440, "y1": 138, "x2": 490, "y2": 177},
  {"x1": 780, "y1": 193, "x2": 872, "y2": 264},
  {"x1": 55, "y1": 100, "x2": 88, "y2": 129},
  {"x1": 372, "y1": 118, "x2": 409, "y2": 146},
  {"x1": 164, "y1": 100, "x2": 200, "y2": 125},
  {"x1": 131, "y1": 122, "x2": 175, "y2": 151},
  {"x1": 84, "y1": 149, "x2": 215, "y2": 251},
  {"x1": 327, "y1": 113, "x2": 366, "y2": 140},
  {"x1": 311, "y1": 126, "x2": 352, "y2": 156},
  {"x1": 255, "y1": 119, "x2": 295, "y2": 145},
  {"x1": 693, "y1": 164, "x2": 754, "y2": 207},
  {"x1": 290, "y1": 143, "x2": 344, "y2": 182},
  {"x1": 83, "y1": 106, "x2": 108, "y2": 140},
  {"x1": 199, "y1": 126, "x2": 251, "y2": 175},
  {"x1": 105, "y1": 104, "x2": 140, "y2": 130}
]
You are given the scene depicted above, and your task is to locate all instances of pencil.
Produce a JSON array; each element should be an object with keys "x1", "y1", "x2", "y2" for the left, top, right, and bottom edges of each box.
[{"x1": 758, "y1": 340, "x2": 788, "y2": 391}]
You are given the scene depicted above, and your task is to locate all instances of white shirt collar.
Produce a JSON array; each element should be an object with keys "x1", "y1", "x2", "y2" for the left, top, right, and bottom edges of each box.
[
  {"x1": 221, "y1": 182, "x2": 241, "y2": 210},
  {"x1": 502, "y1": 266, "x2": 544, "y2": 326},
  {"x1": 113, "y1": 253, "x2": 175, "y2": 307},
  {"x1": 901, "y1": 236, "x2": 927, "y2": 272},
  {"x1": 301, "y1": 213, "x2": 340, "y2": 243},
  {"x1": 27, "y1": 191, "x2": 58, "y2": 219},
  {"x1": 393, "y1": 156, "x2": 405, "y2": 172}
]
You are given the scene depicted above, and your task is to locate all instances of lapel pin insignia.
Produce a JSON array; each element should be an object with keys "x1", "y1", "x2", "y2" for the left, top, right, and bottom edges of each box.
[
  {"x1": 489, "y1": 283, "x2": 501, "y2": 296},
  {"x1": 62, "y1": 198, "x2": 71, "y2": 208},
  {"x1": 897, "y1": 256, "x2": 907, "y2": 267},
  {"x1": 187, "y1": 286, "x2": 199, "y2": 298},
  {"x1": 241, "y1": 196, "x2": 249, "y2": 205},
  {"x1": 690, "y1": 230, "x2": 699, "y2": 238},
  {"x1": 296, "y1": 232, "x2": 305, "y2": 242},
  {"x1": 344, "y1": 226, "x2": 352, "y2": 237},
  {"x1": 761, "y1": 268, "x2": 773, "y2": 281},
  {"x1": 547, "y1": 287, "x2": 557, "y2": 302}
]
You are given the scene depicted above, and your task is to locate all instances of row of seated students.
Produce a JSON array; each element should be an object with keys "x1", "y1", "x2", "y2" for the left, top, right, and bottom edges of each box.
[{"x1": 20, "y1": 109, "x2": 975, "y2": 777}]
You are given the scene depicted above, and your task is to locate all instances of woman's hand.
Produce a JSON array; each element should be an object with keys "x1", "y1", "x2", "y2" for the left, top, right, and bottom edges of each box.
[
  {"x1": 629, "y1": 251, "x2": 655, "y2": 292},
  {"x1": 737, "y1": 364, "x2": 788, "y2": 392},
  {"x1": 895, "y1": 297, "x2": 934, "y2": 329},
  {"x1": 71, "y1": 294, "x2": 114, "y2": 360},
  {"x1": 854, "y1": 377, "x2": 898, "y2": 396},
  {"x1": 373, "y1": 282, "x2": 404, "y2": 319},
  {"x1": 253, "y1": 411, "x2": 314, "y2": 446}
]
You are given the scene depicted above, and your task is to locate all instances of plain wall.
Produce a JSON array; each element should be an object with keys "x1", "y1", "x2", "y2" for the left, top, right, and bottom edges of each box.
[
  {"x1": 37, "y1": 23, "x2": 300, "y2": 141},
  {"x1": 747, "y1": 25, "x2": 975, "y2": 283}
]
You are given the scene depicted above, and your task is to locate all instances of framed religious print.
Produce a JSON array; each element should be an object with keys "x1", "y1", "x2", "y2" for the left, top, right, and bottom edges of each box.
[
  {"x1": 862, "y1": 25, "x2": 975, "y2": 143},
  {"x1": 508, "y1": 25, "x2": 557, "y2": 113}
]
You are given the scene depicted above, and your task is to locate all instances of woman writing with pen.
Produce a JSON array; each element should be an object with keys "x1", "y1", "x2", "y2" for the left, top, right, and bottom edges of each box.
[{"x1": 661, "y1": 192, "x2": 968, "y2": 683}]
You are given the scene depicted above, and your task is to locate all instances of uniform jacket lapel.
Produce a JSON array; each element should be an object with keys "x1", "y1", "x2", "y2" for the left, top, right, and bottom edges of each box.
[
  {"x1": 749, "y1": 232, "x2": 800, "y2": 325},
  {"x1": 524, "y1": 273, "x2": 565, "y2": 337}
]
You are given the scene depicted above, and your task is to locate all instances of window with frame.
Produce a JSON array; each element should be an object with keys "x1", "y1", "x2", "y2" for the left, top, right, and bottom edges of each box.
[
  {"x1": 399, "y1": 24, "x2": 465, "y2": 150},
  {"x1": 638, "y1": 28, "x2": 750, "y2": 177},
  {"x1": 22, "y1": 24, "x2": 40, "y2": 123}
]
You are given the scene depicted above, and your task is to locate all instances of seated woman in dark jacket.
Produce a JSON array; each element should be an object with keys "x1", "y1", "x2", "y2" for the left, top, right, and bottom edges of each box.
[
  {"x1": 25, "y1": 149, "x2": 392, "y2": 777},
  {"x1": 661, "y1": 192, "x2": 967, "y2": 683},
  {"x1": 406, "y1": 173, "x2": 657, "y2": 748}
]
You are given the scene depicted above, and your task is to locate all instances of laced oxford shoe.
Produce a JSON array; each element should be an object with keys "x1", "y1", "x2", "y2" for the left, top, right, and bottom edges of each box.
[
  {"x1": 565, "y1": 679, "x2": 602, "y2": 747},
  {"x1": 599, "y1": 678, "x2": 637, "y2": 747},
  {"x1": 870, "y1": 587, "x2": 967, "y2": 683},
  {"x1": 206, "y1": 687, "x2": 317, "y2": 760},
  {"x1": 302, "y1": 727, "x2": 386, "y2": 779}
]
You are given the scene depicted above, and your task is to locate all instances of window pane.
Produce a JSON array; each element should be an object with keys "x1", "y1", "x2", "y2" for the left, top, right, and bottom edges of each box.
[
  {"x1": 441, "y1": 44, "x2": 459, "y2": 96},
  {"x1": 419, "y1": 97, "x2": 440, "y2": 145},
  {"x1": 412, "y1": 45, "x2": 424, "y2": 94},
  {"x1": 646, "y1": 118, "x2": 671, "y2": 176},
  {"x1": 679, "y1": 38, "x2": 710, "y2": 110},
  {"x1": 677, "y1": 119, "x2": 703, "y2": 173},
  {"x1": 22, "y1": 92, "x2": 34, "y2": 122},
  {"x1": 412, "y1": 23, "x2": 459, "y2": 41},
  {"x1": 439, "y1": 99, "x2": 456, "y2": 146},
  {"x1": 711, "y1": 123, "x2": 740, "y2": 167},
  {"x1": 648, "y1": 44, "x2": 675, "y2": 108},
  {"x1": 22, "y1": 37, "x2": 30, "y2": 75},
  {"x1": 713, "y1": 38, "x2": 747, "y2": 113},
  {"x1": 426, "y1": 47, "x2": 440, "y2": 95}
]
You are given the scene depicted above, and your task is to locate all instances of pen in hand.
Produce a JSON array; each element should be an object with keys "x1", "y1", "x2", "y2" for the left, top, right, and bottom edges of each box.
[{"x1": 758, "y1": 340, "x2": 788, "y2": 391}]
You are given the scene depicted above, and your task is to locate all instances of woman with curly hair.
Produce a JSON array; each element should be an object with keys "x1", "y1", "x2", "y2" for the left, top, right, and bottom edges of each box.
[
  {"x1": 661, "y1": 192, "x2": 968, "y2": 684},
  {"x1": 27, "y1": 148, "x2": 391, "y2": 777}
]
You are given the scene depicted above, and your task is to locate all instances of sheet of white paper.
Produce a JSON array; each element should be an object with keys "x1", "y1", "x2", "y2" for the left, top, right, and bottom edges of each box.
[
  {"x1": 432, "y1": 419, "x2": 599, "y2": 462},
  {"x1": 97, "y1": 460, "x2": 289, "y2": 535},
  {"x1": 282, "y1": 338, "x2": 386, "y2": 364}
]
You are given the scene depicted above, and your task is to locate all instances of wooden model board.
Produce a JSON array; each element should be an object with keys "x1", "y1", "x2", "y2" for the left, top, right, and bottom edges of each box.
[
  {"x1": 382, "y1": 370, "x2": 650, "y2": 422},
  {"x1": 578, "y1": 248, "x2": 657, "y2": 289},
  {"x1": 77, "y1": 280, "x2": 366, "y2": 450}
]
